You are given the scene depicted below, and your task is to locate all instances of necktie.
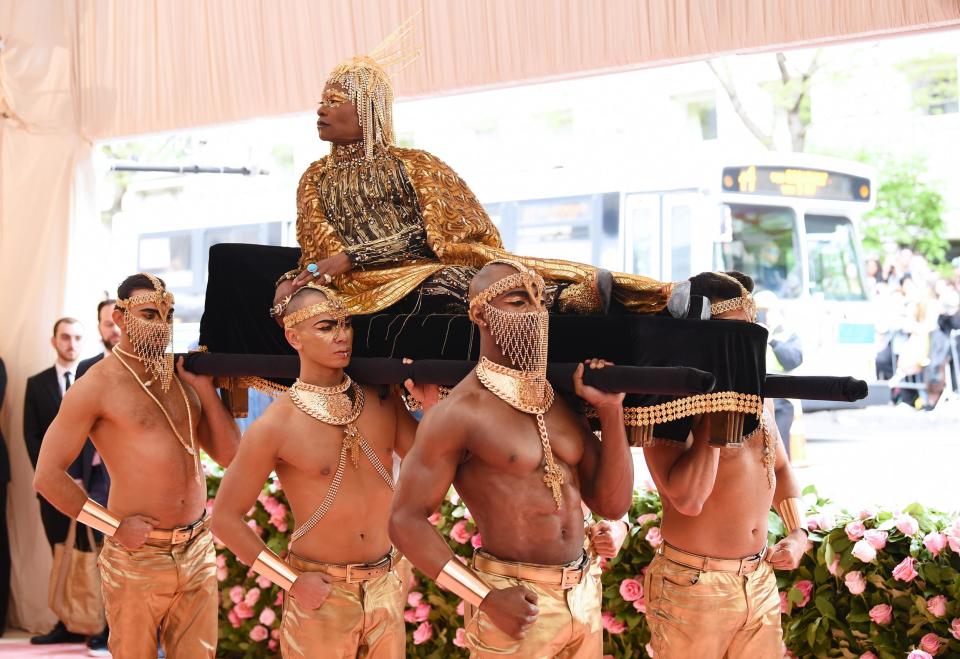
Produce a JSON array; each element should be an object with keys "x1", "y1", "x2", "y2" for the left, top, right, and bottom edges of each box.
[{"x1": 64, "y1": 371, "x2": 72, "y2": 392}]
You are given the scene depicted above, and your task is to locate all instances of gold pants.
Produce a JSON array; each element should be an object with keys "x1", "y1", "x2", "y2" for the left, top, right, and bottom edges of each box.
[
  {"x1": 464, "y1": 554, "x2": 602, "y2": 658},
  {"x1": 280, "y1": 552, "x2": 405, "y2": 658},
  {"x1": 644, "y1": 552, "x2": 782, "y2": 659},
  {"x1": 98, "y1": 528, "x2": 218, "y2": 659}
]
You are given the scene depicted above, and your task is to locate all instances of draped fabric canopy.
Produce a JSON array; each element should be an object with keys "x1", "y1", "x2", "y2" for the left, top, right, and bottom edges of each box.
[{"x1": 2, "y1": 0, "x2": 959, "y2": 632}]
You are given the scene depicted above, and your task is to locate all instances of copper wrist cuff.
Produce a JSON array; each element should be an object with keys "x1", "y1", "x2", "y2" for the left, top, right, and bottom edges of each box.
[
  {"x1": 435, "y1": 558, "x2": 491, "y2": 608},
  {"x1": 252, "y1": 549, "x2": 299, "y2": 591},
  {"x1": 76, "y1": 499, "x2": 121, "y2": 537},
  {"x1": 778, "y1": 497, "x2": 806, "y2": 534}
]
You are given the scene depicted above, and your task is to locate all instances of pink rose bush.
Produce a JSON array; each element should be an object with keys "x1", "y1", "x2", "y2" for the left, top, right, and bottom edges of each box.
[{"x1": 205, "y1": 467, "x2": 960, "y2": 659}]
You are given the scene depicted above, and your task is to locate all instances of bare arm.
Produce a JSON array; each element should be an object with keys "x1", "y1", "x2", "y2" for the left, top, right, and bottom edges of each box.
[
  {"x1": 643, "y1": 414, "x2": 720, "y2": 516},
  {"x1": 210, "y1": 419, "x2": 279, "y2": 566},
  {"x1": 388, "y1": 401, "x2": 466, "y2": 578},
  {"x1": 392, "y1": 389, "x2": 418, "y2": 459},
  {"x1": 767, "y1": 407, "x2": 807, "y2": 569},
  {"x1": 33, "y1": 380, "x2": 100, "y2": 517},
  {"x1": 771, "y1": 418, "x2": 801, "y2": 507},
  {"x1": 178, "y1": 359, "x2": 240, "y2": 467}
]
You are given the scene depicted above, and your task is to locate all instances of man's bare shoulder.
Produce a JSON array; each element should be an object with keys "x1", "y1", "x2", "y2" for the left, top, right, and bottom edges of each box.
[{"x1": 67, "y1": 356, "x2": 126, "y2": 401}]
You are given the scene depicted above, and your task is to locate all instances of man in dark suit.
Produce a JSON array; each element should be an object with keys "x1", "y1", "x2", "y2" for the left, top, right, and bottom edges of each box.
[
  {"x1": 0, "y1": 357, "x2": 11, "y2": 637},
  {"x1": 23, "y1": 317, "x2": 87, "y2": 645}
]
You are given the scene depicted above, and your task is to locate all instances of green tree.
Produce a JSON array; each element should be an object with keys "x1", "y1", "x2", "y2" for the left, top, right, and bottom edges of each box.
[{"x1": 859, "y1": 153, "x2": 949, "y2": 265}]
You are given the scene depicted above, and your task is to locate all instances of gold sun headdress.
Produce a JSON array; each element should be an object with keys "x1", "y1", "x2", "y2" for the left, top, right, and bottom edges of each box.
[
  {"x1": 709, "y1": 273, "x2": 757, "y2": 322},
  {"x1": 114, "y1": 273, "x2": 176, "y2": 391},
  {"x1": 326, "y1": 19, "x2": 420, "y2": 159},
  {"x1": 282, "y1": 283, "x2": 349, "y2": 330}
]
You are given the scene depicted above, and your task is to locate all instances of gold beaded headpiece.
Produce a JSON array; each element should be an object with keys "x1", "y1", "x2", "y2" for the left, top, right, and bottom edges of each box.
[
  {"x1": 709, "y1": 273, "x2": 757, "y2": 322},
  {"x1": 327, "y1": 19, "x2": 420, "y2": 160},
  {"x1": 468, "y1": 259, "x2": 546, "y2": 319},
  {"x1": 115, "y1": 273, "x2": 176, "y2": 391},
  {"x1": 283, "y1": 283, "x2": 349, "y2": 330}
]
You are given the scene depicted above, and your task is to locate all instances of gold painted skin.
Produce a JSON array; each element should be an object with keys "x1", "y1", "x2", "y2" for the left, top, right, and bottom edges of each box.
[
  {"x1": 644, "y1": 552, "x2": 782, "y2": 658},
  {"x1": 280, "y1": 552, "x2": 405, "y2": 659},
  {"x1": 295, "y1": 144, "x2": 671, "y2": 316},
  {"x1": 463, "y1": 556, "x2": 602, "y2": 658},
  {"x1": 98, "y1": 527, "x2": 218, "y2": 659}
]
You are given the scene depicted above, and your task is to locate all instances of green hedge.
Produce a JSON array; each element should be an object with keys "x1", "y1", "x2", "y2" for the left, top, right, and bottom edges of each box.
[{"x1": 205, "y1": 466, "x2": 960, "y2": 658}]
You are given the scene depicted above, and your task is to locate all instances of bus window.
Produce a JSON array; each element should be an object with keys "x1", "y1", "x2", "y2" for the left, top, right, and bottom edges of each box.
[
  {"x1": 622, "y1": 193, "x2": 660, "y2": 278},
  {"x1": 669, "y1": 204, "x2": 693, "y2": 281},
  {"x1": 715, "y1": 204, "x2": 801, "y2": 298},
  {"x1": 805, "y1": 214, "x2": 866, "y2": 301}
]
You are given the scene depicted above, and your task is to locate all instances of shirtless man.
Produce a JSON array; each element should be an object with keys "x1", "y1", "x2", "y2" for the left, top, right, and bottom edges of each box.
[
  {"x1": 390, "y1": 259, "x2": 633, "y2": 658},
  {"x1": 212, "y1": 283, "x2": 429, "y2": 658},
  {"x1": 33, "y1": 273, "x2": 240, "y2": 659},
  {"x1": 642, "y1": 271, "x2": 806, "y2": 659}
]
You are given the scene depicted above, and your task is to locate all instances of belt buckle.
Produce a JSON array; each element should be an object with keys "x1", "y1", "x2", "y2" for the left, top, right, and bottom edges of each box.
[
  {"x1": 738, "y1": 556, "x2": 758, "y2": 576},
  {"x1": 344, "y1": 564, "x2": 360, "y2": 583},
  {"x1": 560, "y1": 566, "x2": 581, "y2": 589},
  {"x1": 171, "y1": 528, "x2": 189, "y2": 545}
]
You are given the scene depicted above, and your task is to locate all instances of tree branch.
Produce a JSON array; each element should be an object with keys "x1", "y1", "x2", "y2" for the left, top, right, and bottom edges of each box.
[{"x1": 706, "y1": 59, "x2": 774, "y2": 150}]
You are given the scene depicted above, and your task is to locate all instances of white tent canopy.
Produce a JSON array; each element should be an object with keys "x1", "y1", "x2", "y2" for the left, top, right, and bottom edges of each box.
[{"x1": 2, "y1": 0, "x2": 959, "y2": 631}]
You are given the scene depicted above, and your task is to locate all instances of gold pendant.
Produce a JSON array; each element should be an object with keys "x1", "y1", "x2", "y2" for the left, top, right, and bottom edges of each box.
[
  {"x1": 343, "y1": 424, "x2": 362, "y2": 468},
  {"x1": 543, "y1": 463, "x2": 564, "y2": 509}
]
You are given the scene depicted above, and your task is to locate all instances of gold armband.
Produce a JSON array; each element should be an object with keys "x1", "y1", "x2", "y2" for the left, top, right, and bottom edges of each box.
[
  {"x1": 76, "y1": 499, "x2": 121, "y2": 537},
  {"x1": 252, "y1": 549, "x2": 299, "y2": 591},
  {"x1": 435, "y1": 558, "x2": 491, "y2": 608},
  {"x1": 778, "y1": 497, "x2": 806, "y2": 534}
]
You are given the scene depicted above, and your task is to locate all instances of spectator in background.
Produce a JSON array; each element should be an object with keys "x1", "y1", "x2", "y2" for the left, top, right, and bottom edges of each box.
[
  {"x1": 23, "y1": 317, "x2": 87, "y2": 645},
  {"x1": 754, "y1": 291, "x2": 803, "y2": 457},
  {"x1": 0, "y1": 358, "x2": 10, "y2": 637}
]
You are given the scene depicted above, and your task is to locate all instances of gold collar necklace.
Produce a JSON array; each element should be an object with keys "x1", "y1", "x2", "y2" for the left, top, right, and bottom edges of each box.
[
  {"x1": 111, "y1": 346, "x2": 201, "y2": 484},
  {"x1": 475, "y1": 357, "x2": 563, "y2": 508}
]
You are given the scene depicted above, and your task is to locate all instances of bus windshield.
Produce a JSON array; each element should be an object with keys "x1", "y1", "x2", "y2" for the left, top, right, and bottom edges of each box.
[
  {"x1": 715, "y1": 204, "x2": 802, "y2": 298},
  {"x1": 805, "y1": 214, "x2": 866, "y2": 301}
]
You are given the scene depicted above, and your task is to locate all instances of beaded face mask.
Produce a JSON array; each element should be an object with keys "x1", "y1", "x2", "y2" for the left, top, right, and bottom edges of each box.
[
  {"x1": 282, "y1": 283, "x2": 350, "y2": 332},
  {"x1": 115, "y1": 273, "x2": 176, "y2": 391},
  {"x1": 470, "y1": 260, "x2": 549, "y2": 376}
]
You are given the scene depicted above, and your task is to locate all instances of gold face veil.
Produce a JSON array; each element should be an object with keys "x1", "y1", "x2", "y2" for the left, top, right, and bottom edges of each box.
[{"x1": 114, "y1": 273, "x2": 176, "y2": 391}]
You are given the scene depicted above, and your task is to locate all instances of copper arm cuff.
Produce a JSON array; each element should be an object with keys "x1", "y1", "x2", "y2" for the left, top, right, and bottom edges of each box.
[
  {"x1": 76, "y1": 499, "x2": 121, "y2": 537},
  {"x1": 252, "y1": 549, "x2": 299, "y2": 591},
  {"x1": 435, "y1": 558, "x2": 491, "y2": 608},
  {"x1": 778, "y1": 497, "x2": 806, "y2": 534}
]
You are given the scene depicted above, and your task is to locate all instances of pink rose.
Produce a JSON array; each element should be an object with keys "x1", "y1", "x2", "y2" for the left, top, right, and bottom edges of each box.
[
  {"x1": 858, "y1": 507, "x2": 876, "y2": 520},
  {"x1": 601, "y1": 612, "x2": 626, "y2": 634},
  {"x1": 407, "y1": 591, "x2": 423, "y2": 607},
  {"x1": 471, "y1": 533, "x2": 483, "y2": 549},
  {"x1": 246, "y1": 519, "x2": 262, "y2": 536},
  {"x1": 892, "y1": 556, "x2": 918, "y2": 582},
  {"x1": 807, "y1": 511, "x2": 835, "y2": 532},
  {"x1": 256, "y1": 575, "x2": 272, "y2": 590},
  {"x1": 919, "y1": 633, "x2": 942, "y2": 655},
  {"x1": 456, "y1": 600, "x2": 465, "y2": 616},
  {"x1": 453, "y1": 628, "x2": 467, "y2": 648},
  {"x1": 851, "y1": 539, "x2": 877, "y2": 563},
  {"x1": 645, "y1": 526, "x2": 663, "y2": 548},
  {"x1": 249, "y1": 624, "x2": 268, "y2": 642},
  {"x1": 859, "y1": 653, "x2": 878, "y2": 659},
  {"x1": 244, "y1": 588, "x2": 261, "y2": 607},
  {"x1": 450, "y1": 520, "x2": 473, "y2": 544},
  {"x1": 217, "y1": 566, "x2": 228, "y2": 581},
  {"x1": 268, "y1": 640, "x2": 278, "y2": 652},
  {"x1": 927, "y1": 595, "x2": 948, "y2": 618},
  {"x1": 633, "y1": 597, "x2": 645, "y2": 613},
  {"x1": 844, "y1": 571, "x2": 866, "y2": 595},
  {"x1": 950, "y1": 618, "x2": 960, "y2": 640},
  {"x1": 618, "y1": 578, "x2": 643, "y2": 602},
  {"x1": 923, "y1": 532, "x2": 947, "y2": 557},
  {"x1": 895, "y1": 514, "x2": 919, "y2": 536},
  {"x1": 403, "y1": 609, "x2": 418, "y2": 624},
  {"x1": 261, "y1": 495, "x2": 279, "y2": 514},
  {"x1": 227, "y1": 608, "x2": 241, "y2": 629},
  {"x1": 864, "y1": 529, "x2": 888, "y2": 550},
  {"x1": 216, "y1": 554, "x2": 227, "y2": 568},
  {"x1": 274, "y1": 590, "x2": 283, "y2": 606},
  {"x1": 793, "y1": 580, "x2": 813, "y2": 607},
  {"x1": 779, "y1": 591, "x2": 789, "y2": 613},
  {"x1": 229, "y1": 585, "x2": 245, "y2": 604},
  {"x1": 271, "y1": 628, "x2": 280, "y2": 640},
  {"x1": 412, "y1": 622, "x2": 433, "y2": 645},
  {"x1": 827, "y1": 556, "x2": 840, "y2": 576},
  {"x1": 414, "y1": 602, "x2": 432, "y2": 622},
  {"x1": 233, "y1": 602, "x2": 255, "y2": 620},
  {"x1": 868, "y1": 603, "x2": 892, "y2": 625},
  {"x1": 259, "y1": 607, "x2": 277, "y2": 627},
  {"x1": 845, "y1": 520, "x2": 866, "y2": 541},
  {"x1": 636, "y1": 513, "x2": 658, "y2": 525},
  {"x1": 907, "y1": 651, "x2": 933, "y2": 659},
  {"x1": 427, "y1": 512, "x2": 442, "y2": 526}
]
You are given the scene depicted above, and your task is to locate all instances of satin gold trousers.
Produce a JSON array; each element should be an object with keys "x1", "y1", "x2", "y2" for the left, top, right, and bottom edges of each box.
[
  {"x1": 464, "y1": 557, "x2": 603, "y2": 658},
  {"x1": 279, "y1": 553, "x2": 405, "y2": 658},
  {"x1": 644, "y1": 553, "x2": 782, "y2": 659},
  {"x1": 98, "y1": 528, "x2": 218, "y2": 659}
]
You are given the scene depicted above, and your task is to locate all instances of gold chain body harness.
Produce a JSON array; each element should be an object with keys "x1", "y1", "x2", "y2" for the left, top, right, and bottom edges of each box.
[
  {"x1": 475, "y1": 357, "x2": 565, "y2": 509},
  {"x1": 112, "y1": 346, "x2": 202, "y2": 484},
  {"x1": 288, "y1": 375, "x2": 395, "y2": 543}
]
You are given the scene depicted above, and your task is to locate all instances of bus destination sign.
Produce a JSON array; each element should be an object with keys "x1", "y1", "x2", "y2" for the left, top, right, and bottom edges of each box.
[{"x1": 722, "y1": 165, "x2": 871, "y2": 202}]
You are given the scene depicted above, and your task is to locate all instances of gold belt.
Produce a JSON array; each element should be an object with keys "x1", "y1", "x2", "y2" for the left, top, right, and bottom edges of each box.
[
  {"x1": 147, "y1": 516, "x2": 210, "y2": 545},
  {"x1": 473, "y1": 551, "x2": 589, "y2": 590},
  {"x1": 659, "y1": 541, "x2": 765, "y2": 575},
  {"x1": 291, "y1": 548, "x2": 401, "y2": 583}
]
